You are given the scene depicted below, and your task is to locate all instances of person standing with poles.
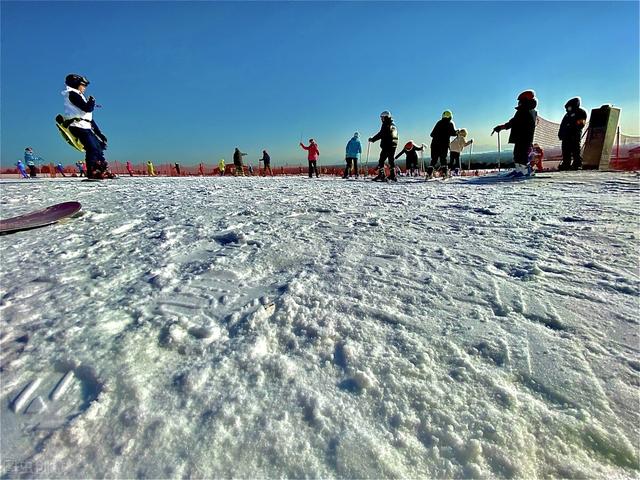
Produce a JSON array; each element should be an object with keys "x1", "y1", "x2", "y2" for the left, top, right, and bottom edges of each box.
[
  {"x1": 427, "y1": 110, "x2": 457, "y2": 178},
  {"x1": 449, "y1": 129, "x2": 473, "y2": 175},
  {"x1": 300, "y1": 139, "x2": 320, "y2": 178},
  {"x1": 343, "y1": 132, "x2": 362, "y2": 179},
  {"x1": 368, "y1": 110, "x2": 399, "y2": 182},
  {"x1": 233, "y1": 147, "x2": 247, "y2": 176},
  {"x1": 24, "y1": 147, "x2": 38, "y2": 177},
  {"x1": 394, "y1": 141, "x2": 424, "y2": 177},
  {"x1": 492, "y1": 90, "x2": 538, "y2": 176},
  {"x1": 558, "y1": 97, "x2": 587, "y2": 171},
  {"x1": 259, "y1": 150, "x2": 274, "y2": 176}
]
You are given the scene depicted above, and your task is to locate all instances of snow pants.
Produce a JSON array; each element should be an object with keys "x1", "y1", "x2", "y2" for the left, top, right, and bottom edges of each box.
[
  {"x1": 344, "y1": 158, "x2": 358, "y2": 178},
  {"x1": 560, "y1": 140, "x2": 582, "y2": 170},
  {"x1": 377, "y1": 148, "x2": 397, "y2": 175},
  {"x1": 70, "y1": 126, "x2": 108, "y2": 178},
  {"x1": 513, "y1": 143, "x2": 531, "y2": 166},
  {"x1": 308, "y1": 160, "x2": 319, "y2": 178},
  {"x1": 449, "y1": 151, "x2": 461, "y2": 170}
]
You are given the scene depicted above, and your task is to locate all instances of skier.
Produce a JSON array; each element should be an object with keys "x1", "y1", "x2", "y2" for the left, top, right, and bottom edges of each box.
[
  {"x1": 368, "y1": 111, "x2": 399, "y2": 182},
  {"x1": 61, "y1": 74, "x2": 114, "y2": 179},
  {"x1": 174, "y1": 163, "x2": 181, "y2": 176},
  {"x1": 492, "y1": 90, "x2": 538, "y2": 176},
  {"x1": 55, "y1": 162, "x2": 67, "y2": 177},
  {"x1": 259, "y1": 150, "x2": 273, "y2": 176},
  {"x1": 558, "y1": 97, "x2": 587, "y2": 171},
  {"x1": 218, "y1": 158, "x2": 226, "y2": 176},
  {"x1": 16, "y1": 159, "x2": 29, "y2": 178},
  {"x1": 147, "y1": 160, "x2": 156, "y2": 176},
  {"x1": 394, "y1": 141, "x2": 424, "y2": 177},
  {"x1": 300, "y1": 139, "x2": 320, "y2": 178},
  {"x1": 126, "y1": 161, "x2": 134, "y2": 176},
  {"x1": 233, "y1": 148, "x2": 247, "y2": 176},
  {"x1": 530, "y1": 143, "x2": 544, "y2": 172},
  {"x1": 24, "y1": 147, "x2": 38, "y2": 177},
  {"x1": 449, "y1": 129, "x2": 474, "y2": 175},
  {"x1": 199, "y1": 162, "x2": 205, "y2": 176},
  {"x1": 428, "y1": 110, "x2": 457, "y2": 178},
  {"x1": 343, "y1": 132, "x2": 362, "y2": 179},
  {"x1": 248, "y1": 164, "x2": 254, "y2": 176},
  {"x1": 75, "y1": 161, "x2": 85, "y2": 177}
]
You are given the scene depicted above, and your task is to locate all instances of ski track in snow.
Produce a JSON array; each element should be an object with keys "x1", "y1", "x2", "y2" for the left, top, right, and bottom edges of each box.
[{"x1": 0, "y1": 171, "x2": 638, "y2": 478}]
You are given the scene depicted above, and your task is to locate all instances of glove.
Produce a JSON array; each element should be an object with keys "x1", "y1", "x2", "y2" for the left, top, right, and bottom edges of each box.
[
  {"x1": 368, "y1": 137, "x2": 373, "y2": 142},
  {"x1": 88, "y1": 96, "x2": 96, "y2": 103},
  {"x1": 470, "y1": 139, "x2": 474, "y2": 143},
  {"x1": 492, "y1": 125, "x2": 502, "y2": 134}
]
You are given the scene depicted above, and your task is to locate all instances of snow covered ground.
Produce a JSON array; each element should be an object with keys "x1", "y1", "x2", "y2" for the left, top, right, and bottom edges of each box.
[{"x1": 0, "y1": 172, "x2": 638, "y2": 479}]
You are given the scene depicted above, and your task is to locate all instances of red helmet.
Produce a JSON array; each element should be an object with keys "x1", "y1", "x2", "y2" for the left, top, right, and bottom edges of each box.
[
  {"x1": 517, "y1": 90, "x2": 536, "y2": 101},
  {"x1": 405, "y1": 141, "x2": 414, "y2": 150}
]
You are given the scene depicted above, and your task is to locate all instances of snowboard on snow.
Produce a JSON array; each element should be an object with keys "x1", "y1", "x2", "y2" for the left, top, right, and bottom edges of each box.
[{"x1": 0, "y1": 201, "x2": 82, "y2": 234}]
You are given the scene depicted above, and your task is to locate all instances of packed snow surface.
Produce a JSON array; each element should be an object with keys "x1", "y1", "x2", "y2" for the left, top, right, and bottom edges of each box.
[{"x1": 1, "y1": 172, "x2": 639, "y2": 479}]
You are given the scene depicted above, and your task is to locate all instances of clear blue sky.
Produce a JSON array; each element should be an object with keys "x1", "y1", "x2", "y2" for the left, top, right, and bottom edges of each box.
[{"x1": 1, "y1": 1, "x2": 638, "y2": 167}]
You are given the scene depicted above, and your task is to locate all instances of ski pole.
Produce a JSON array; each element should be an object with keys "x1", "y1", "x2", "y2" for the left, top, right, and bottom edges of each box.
[
  {"x1": 365, "y1": 141, "x2": 371, "y2": 177},
  {"x1": 497, "y1": 131, "x2": 501, "y2": 172},
  {"x1": 468, "y1": 142, "x2": 473, "y2": 173}
]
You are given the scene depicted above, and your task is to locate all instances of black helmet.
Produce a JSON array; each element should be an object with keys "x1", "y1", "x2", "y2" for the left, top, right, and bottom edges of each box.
[
  {"x1": 65, "y1": 74, "x2": 90, "y2": 89},
  {"x1": 564, "y1": 97, "x2": 581, "y2": 109}
]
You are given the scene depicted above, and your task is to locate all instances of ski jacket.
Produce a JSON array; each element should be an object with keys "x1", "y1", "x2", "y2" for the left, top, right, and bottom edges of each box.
[
  {"x1": 218, "y1": 159, "x2": 225, "y2": 170},
  {"x1": 345, "y1": 137, "x2": 362, "y2": 159},
  {"x1": 24, "y1": 151, "x2": 37, "y2": 166},
  {"x1": 430, "y1": 118, "x2": 457, "y2": 149},
  {"x1": 450, "y1": 135, "x2": 473, "y2": 153},
  {"x1": 394, "y1": 144, "x2": 423, "y2": 162},
  {"x1": 370, "y1": 118, "x2": 399, "y2": 149},
  {"x1": 62, "y1": 86, "x2": 94, "y2": 130},
  {"x1": 233, "y1": 150, "x2": 247, "y2": 166},
  {"x1": 502, "y1": 103, "x2": 538, "y2": 145},
  {"x1": 301, "y1": 142, "x2": 320, "y2": 161},
  {"x1": 558, "y1": 98, "x2": 587, "y2": 142}
]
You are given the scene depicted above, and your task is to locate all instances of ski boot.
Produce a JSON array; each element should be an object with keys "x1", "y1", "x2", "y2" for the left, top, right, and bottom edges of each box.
[{"x1": 372, "y1": 169, "x2": 388, "y2": 182}]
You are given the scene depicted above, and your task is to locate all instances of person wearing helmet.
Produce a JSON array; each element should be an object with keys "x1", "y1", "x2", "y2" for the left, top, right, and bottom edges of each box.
[
  {"x1": 558, "y1": 97, "x2": 587, "y2": 171},
  {"x1": 492, "y1": 90, "x2": 538, "y2": 175},
  {"x1": 218, "y1": 158, "x2": 226, "y2": 176},
  {"x1": 428, "y1": 110, "x2": 457, "y2": 178},
  {"x1": 394, "y1": 141, "x2": 424, "y2": 177},
  {"x1": 147, "y1": 160, "x2": 156, "y2": 176},
  {"x1": 449, "y1": 129, "x2": 474, "y2": 174},
  {"x1": 62, "y1": 74, "x2": 114, "y2": 179},
  {"x1": 343, "y1": 132, "x2": 362, "y2": 179},
  {"x1": 300, "y1": 139, "x2": 320, "y2": 178},
  {"x1": 16, "y1": 159, "x2": 29, "y2": 178},
  {"x1": 368, "y1": 111, "x2": 399, "y2": 181}
]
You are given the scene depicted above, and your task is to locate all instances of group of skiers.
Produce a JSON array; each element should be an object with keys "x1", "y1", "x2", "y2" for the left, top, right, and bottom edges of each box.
[{"x1": 46, "y1": 74, "x2": 590, "y2": 182}]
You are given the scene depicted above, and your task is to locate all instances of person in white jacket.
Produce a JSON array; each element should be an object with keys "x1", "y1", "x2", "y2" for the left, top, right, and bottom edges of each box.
[
  {"x1": 448, "y1": 128, "x2": 473, "y2": 174},
  {"x1": 62, "y1": 74, "x2": 114, "y2": 179}
]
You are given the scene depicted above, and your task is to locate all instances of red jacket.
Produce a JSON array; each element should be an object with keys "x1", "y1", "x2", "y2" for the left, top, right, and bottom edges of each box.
[{"x1": 300, "y1": 142, "x2": 320, "y2": 161}]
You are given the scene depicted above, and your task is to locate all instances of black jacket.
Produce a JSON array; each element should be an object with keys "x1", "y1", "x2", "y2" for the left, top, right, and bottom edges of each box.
[
  {"x1": 430, "y1": 118, "x2": 456, "y2": 148},
  {"x1": 394, "y1": 145, "x2": 424, "y2": 162},
  {"x1": 503, "y1": 102, "x2": 537, "y2": 145},
  {"x1": 370, "y1": 118, "x2": 399, "y2": 149},
  {"x1": 558, "y1": 98, "x2": 587, "y2": 142}
]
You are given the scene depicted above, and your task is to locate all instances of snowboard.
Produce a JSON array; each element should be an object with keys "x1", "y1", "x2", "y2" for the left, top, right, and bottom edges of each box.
[
  {"x1": 0, "y1": 201, "x2": 82, "y2": 234},
  {"x1": 55, "y1": 115, "x2": 85, "y2": 152}
]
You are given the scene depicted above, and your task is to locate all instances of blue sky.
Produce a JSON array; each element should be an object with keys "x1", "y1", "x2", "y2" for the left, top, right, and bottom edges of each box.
[{"x1": 1, "y1": 1, "x2": 638, "y2": 167}]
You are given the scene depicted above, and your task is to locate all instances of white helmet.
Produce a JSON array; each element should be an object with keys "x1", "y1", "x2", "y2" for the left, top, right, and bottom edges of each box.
[{"x1": 380, "y1": 110, "x2": 391, "y2": 119}]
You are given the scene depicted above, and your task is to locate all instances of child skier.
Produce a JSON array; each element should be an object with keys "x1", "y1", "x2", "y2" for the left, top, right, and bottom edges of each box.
[
  {"x1": 147, "y1": 160, "x2": 155, "y2": 176},
  {"x1": 449, "y1": 129, "x2": 473, "y2": 175},
  {"x1": 343, "y1": 132, "x2": 362, "y2": 179},
  {"x1": 492, "y1": 90, "x2": 538, "y2": 176},
  {"x1": 394, "y1": 141, "x2": 424, "y2": 177},
  {"x1": 75, "y1": 161, "x2": 85, "y2": 177},
  {"x1": 218, "y1": 158, "x2": 226, "y2": 176},
  {"x1": 300, "y1": 139, "x2": 320, "y2": 178},
  {"x1": 56, "y1": 163, "x2": 67, "y2": 177},
  {"x1": 126, "y1": 161, "x2": 134, "y2": 176},
  {"x1": 368, "y1": 111, "x2": 399, "y2": 182},
  {"x1": 61, "y1": 74, "x2": 114, "y2": 179},
  {"x1": 16, "y1": 159, "x2": 29, "y2": 178},
  {"x1": 428, "y1": 110, "x2": 457, "y2": 178}
]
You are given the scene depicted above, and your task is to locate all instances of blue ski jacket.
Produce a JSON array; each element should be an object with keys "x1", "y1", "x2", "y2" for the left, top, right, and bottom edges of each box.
[{"x1": 345, "y1": 136, "x2": 362, "y2": 159}]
